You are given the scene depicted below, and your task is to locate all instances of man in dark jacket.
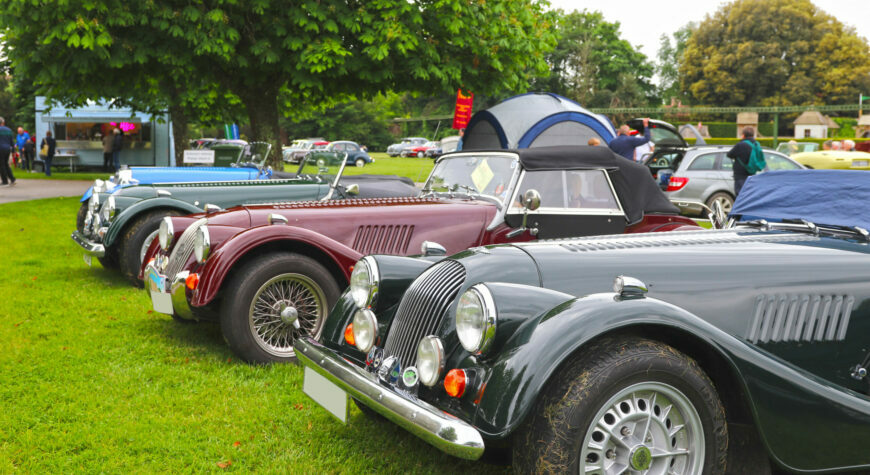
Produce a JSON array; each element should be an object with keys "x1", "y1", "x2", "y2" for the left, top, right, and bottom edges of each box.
[
  {"x1": 726, "y1": 126, "x2": 758, "y2": 196},
  {"x1": 40, "y1": 130, "x2": 57, "y2": 176},
  {"x1": 0, "y1": 117, "x2": 16, "y2": 186},
  {"x1": 609, "y1": 118, "x2": 650, "y2": 160},
  {"x1": 111, "y1": 128, "x2": 123, "y2": 171}
]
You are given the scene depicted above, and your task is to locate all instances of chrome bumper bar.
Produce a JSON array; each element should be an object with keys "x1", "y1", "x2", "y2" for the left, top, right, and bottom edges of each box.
[
  {"x1": 294, "y1": 337, "x2": 485, "y2": 460},
  {"x1": 71, "y1": 230, "x2": 106, "y2": 258}
]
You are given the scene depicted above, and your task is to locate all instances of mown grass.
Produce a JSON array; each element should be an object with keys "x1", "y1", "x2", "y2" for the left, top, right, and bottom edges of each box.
[
  {"x1": 11, "y1": 170, "x2": 109, "y2": 181},
  {"x1": 0, "y1": 197, "x2": 504, "y2": 473},
  {"x1": 285, "y1": 153, "x2": 435, "y2": 183}
]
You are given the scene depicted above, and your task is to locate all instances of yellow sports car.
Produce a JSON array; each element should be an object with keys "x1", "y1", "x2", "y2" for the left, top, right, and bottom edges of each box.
[{"x1": 791, "y1": 151, "x2": 870, "y2": 170}]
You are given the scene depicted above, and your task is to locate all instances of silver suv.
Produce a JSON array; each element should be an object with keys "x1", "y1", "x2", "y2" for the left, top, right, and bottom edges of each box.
[{"x1": 646, "y1": 146, "x2": 804, "y2": 215}]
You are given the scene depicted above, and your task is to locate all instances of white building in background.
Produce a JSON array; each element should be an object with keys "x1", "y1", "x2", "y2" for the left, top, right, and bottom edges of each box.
[{"x1": 793, "y1": 110, "x2": 839, "y2": 139}]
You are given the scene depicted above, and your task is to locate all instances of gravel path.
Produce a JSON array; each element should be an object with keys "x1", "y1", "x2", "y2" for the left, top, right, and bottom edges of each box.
[{"x1": 0, "y1": 178, "x2": 91, "y2": 204}]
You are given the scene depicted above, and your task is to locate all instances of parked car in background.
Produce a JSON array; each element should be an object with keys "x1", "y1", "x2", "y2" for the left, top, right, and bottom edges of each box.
[
  {"x1": 74, "y1": 152, "x2": 417, "y2": 285},
  {"x1": 627, "y1": 118, "x2": 695, "y2": 162},
  {"x1": 791, "y1": 150, "x2": 870, "y2": 170},
  {"x1": 387, "y1": 137, "x2": 428, "y2": 157},
  {"x1": 322, "y1": 141, "x2": 373, "y2": 167},
  {"x1": 298, "y1": 169, "x2": 870, "y2": 474},
  {"x1": 775, "y1": 141, "x2": 819, "y2": 156},
  {"x1": 402, "y1": 141, "x2": 438, "y2": 158},
  {"x1": 144, "y1": 146, "x2": 700, "y2": 364},
  {"x1": 645, "y1": 145, "x2": 803, "y2": 215},
  {"x1": 426, "y1": 136, "x2": 461, "y2": 159},
  {"x1": 285, "y1": 139, "x2": 329, "y2": 164}
]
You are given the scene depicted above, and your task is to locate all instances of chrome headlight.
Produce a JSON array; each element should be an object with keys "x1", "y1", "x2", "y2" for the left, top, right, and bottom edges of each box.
[
  {"x1": 416, "y1": 335, "x2": 445, "y2": 387},
  {"x1": 93, "y1": 179, "x2": 106, "y2": 193},
  {"x1": 99, "y1": 195, "x2": 116, "y2": 222},
  {"x1": 455, "y1": 284, "x2": 497, "y2": 355},
  {"x1": 88, "y1": 192, "x2": 100, "y2": 214},
  {"x1": 117, "y1": 168, "x2": 133, "y2": 185},
  {"x1": 194, "y1": 226, "x2": 211, "y2": 263},
  {"x1": 351, "y1": 308, "x2": 378, "y2": 353},
  {"x1": 349, "y1": 256, "x2": 379, "y2": 308},
  {"x1": 158, "y1": 217, "x2": 174, "y2": 251}
]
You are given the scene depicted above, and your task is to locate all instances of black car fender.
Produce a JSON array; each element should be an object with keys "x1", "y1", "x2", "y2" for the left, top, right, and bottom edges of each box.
[{"x1": 104, "y1": 197, "x2": 203, "y2": 247}]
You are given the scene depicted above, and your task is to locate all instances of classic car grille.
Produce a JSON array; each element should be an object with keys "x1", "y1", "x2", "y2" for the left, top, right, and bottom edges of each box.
[
  {"x1": 353, "y1": 225, "x2": 415, "y2": 255},
  {"x1": 746, "y1": 294, "x2": 855, "y2": 343},
  {"x1": 164, "y1": 218, "x2": 208, "y2": 278},
  {"x1": 383, "y1": 260, "x2": 466, "y2": 366}
]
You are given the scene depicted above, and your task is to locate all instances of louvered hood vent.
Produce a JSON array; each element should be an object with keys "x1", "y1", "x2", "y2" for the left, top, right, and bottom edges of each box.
[{"x1": 353, "y1": 225, "x2": 415, "y2": 254}]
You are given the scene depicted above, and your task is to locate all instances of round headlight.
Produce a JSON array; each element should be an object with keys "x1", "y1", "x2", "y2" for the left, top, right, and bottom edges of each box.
[
  {"x1": 351, "y1": 309, "x2": 378, "y2": 353},
  {"x1": 349, "y1": 256, "x2": 379, "y2": 308},
  {"x1": 93, "y1": 179, "x2": 106, "y2": 193},
  {"x1": 416, "y1": 335, "x2": 445, "y2": 387},
  {"x1": 88, "y1": 192, "x2": 100, "y2": 214},
  {"x1": 158, "y1": 217, "x2": 174, "y2": 251},
  {"x1": 194, "y1": 226, "x2": 211, "y2": 263},
  {"x1": 455, "y1": 284, "x2": 497, "y2": 355},
  {"x1": 100, "y1": 195, "x2": 116, "y2": 222}
]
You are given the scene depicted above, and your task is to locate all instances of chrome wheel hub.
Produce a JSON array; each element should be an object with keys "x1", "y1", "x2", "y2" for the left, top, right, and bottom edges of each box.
[
  {"x1": 248, "y1": 273, "x2": 326, "y2": 358},
  {"x1": 579, "y1": 382, "x2": 705, "y2": 474}
]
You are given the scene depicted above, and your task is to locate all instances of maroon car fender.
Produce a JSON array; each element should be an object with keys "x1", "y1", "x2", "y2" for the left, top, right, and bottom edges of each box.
[{"x1": 190, "y1": 225, "x2": 363, "y2": 307}]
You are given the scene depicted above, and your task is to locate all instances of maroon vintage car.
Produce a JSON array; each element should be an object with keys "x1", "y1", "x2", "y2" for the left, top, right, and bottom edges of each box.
[{"x1": 142, "y1": 146, "x2": 700, "y2": 363}]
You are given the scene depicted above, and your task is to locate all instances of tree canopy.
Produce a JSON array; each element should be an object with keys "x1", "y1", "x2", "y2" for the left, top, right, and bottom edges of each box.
[
  {"x1": 0, "y1": 0, "x2": 558, "y2": 166},
  {"x1": 680, "y1": 0, "x2": 870, "y2": 107},
  {"x1": 533, "y1": 10, "x2": 655, "y2": 108},
  {"x1": 655, "y1": 23, "x2": 695, "y2": 104}
]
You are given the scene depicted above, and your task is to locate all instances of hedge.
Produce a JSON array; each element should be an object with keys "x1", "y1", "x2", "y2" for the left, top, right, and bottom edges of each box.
[
  {"x1": 684, "y1": 137, "x2": 870, "y2": 147},
  {"x1": 702, "y1": 122, "x2": 776, "y2": 138}
]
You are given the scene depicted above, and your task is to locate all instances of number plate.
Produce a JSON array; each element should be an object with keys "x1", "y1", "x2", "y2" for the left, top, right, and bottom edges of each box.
[
  {"x1": 147, "y1": 267, "x2": 174, "y2": 315},
  {"x1": 851, "y1": 160, "x2": 868, "y2": 168},
  {"x1": 82, "y1": 253, "x2": 92, "y2": 267},
  {"x1": 303, "y1": 366, "x2": 348, "y2": 423}
]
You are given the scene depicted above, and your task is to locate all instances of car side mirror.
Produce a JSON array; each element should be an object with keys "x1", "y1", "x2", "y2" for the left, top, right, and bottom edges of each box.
[
  {"x1": 507, "y1": 189, "x2": 542, "y2": 238},
  {"x1": 709, "y1": 200, "x2": 727, "y2": 230},
  {"x1": 345, "y1": 183, "x2": 359, "y2": 196},
  {"x1": 421, "y1": 241, "x2": 447, "y2": 257}
]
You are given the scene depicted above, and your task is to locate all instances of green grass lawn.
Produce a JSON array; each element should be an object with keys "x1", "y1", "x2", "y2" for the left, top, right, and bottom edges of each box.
[
  {"x1": 286, "y1": 153, "x2": 435, "y2": 183},
  {"x1": 13, "y1": 170, "x2": 109, "y2": 181},
  {"x1": 0, "y1": 197, "x2": 504, "y2": 473}
]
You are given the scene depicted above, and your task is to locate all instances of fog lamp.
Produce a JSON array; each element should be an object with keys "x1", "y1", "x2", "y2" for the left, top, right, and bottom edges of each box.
[
  {"x1": 352, "y1": 309, "x2": 378, "y2": 353},
  {"x1": 416, "y1": 336, "x2": 445, "y2": 387}
]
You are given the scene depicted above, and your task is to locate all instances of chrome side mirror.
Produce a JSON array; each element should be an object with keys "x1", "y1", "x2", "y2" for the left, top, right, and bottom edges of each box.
[
  {"x1": 522, "y1": 189, "x2": 542, "y2": 211},
  {"x1": 345, "y1": 183, "x2": 360, "y2": 196},
  {"x1": 709, "y1": 200, "x2": 727, "y2": 230}
]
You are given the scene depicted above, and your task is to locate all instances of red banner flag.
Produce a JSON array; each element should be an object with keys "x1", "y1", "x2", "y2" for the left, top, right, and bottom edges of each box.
[{"x1": 452, "y1": 89, "x2": 474, "y2": 130}]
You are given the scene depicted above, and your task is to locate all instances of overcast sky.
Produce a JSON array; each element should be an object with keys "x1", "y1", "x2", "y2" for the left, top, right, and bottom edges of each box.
[{"x1": 547, "y1": 0, "x2": 870, "y2": 61}]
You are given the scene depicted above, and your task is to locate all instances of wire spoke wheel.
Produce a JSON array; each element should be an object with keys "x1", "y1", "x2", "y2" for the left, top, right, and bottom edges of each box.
[
  {"x1": 580, "y1": 382, "x2": 705, "y2": 475},
  {"x1": 248, "y1": 272, "x2": 326, "y2": 358}
]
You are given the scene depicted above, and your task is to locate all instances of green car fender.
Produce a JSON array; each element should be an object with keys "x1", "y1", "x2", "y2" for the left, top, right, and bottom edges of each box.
[
  {"x1": 104, "y1": 197, "x2": 203, "y2": 247},
  {"x1": 471, "y1": 293, "x2": 746, "y2": 439}
]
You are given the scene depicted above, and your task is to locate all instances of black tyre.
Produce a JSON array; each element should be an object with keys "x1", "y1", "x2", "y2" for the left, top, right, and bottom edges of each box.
[
  {"x1": 219, "y1": 252, "x2": 340, "y2": 364},
  {"x1": 118, "y1": 209, "x2": 182, "y2": 287},
  {"x1": 513, "y1": 338, "x2": 727, "y2": 474},
  {"x1": 97, "y1": 247, "x2": 119, "y2": 270},
  {"x1": 705, "y1": 192, "x2": 734, "y2": 216},
  {"x1": 76, "y1": 202, "x2": 88, "y2": 233}
]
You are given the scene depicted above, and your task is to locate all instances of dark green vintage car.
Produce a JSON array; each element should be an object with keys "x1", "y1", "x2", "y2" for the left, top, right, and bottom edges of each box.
[
  {"x1": 296, "y1": 170, "x2": 870, "y2": 474},
  {"x1": 72, "y1": 153, "x2": 417, "y2": 284}
]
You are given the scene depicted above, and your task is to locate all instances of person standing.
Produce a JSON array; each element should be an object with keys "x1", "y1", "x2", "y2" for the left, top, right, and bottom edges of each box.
[
  {"x1": 23, "y1": 136, "x2": 35, "y2": 172},
  {"x1": 0, "y1": 118, "x2": 16, "y2": 186},
  {"x1": 609, "y1": 118, "x2": 651, "y2": 160},
  {"x1": 15, "y1": 127, "x2": 30, "y2": 170},
  {"x1": 111, "y1": 128, "x2": 123, "y2": 171},
  {"x1": 726, "y1": 127, "x2": 763, "y2": 196},
  {"x1": 40, "y1": 130, "x2": 57, "y2": 177},
  {"x1": 102, "y1": 132, "x2": 113, "y2": 171},
  {"x1": 456, "y1": 127, "x2": 465, "y2": 151}
]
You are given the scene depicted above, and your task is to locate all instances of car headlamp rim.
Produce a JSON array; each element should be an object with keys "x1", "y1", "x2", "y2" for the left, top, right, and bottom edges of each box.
[
  {"x1": 194, "y1": 225, "x2": 211, "y2": 263},
  {"x1": 158, "y1": 217, "x2": 174, "y2": 251},
  {"x1": 416, "y1": 335, "x2": 445, "y2": 387},
  {"x1": 100, "y1": 195, "x2": 116, "y2": 222},
  {"x1": 455, "y1": 284, "x2": 498, "y2": 355},
  {"x1": 88, "y1": 192, "x2": 100, "y2": 213},
  {"x1": 351, "y1": 308, "x2": 378, "y2": 353},
  {"x1": 349, "y1": 256, "x2": 379, "y2": 309}
]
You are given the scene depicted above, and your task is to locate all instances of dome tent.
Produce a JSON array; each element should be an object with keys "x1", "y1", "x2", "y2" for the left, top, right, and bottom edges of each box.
[{"x1": 462, "y1": 93, "x2": 616, "y2": 150}]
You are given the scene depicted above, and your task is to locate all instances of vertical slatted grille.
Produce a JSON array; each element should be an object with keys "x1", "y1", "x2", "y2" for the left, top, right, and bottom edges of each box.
[
  {"x1": 746, "y1": 294, "x2": 854, "y2": 343},
  {"x1": 164, "y1": 218, "x2": 207, "y2": 278},
  {"x1": 383, "y1": 260, "x2": 466, "y2": 366},
  {"x1": 353, "y1": 225, "x2": 415, "y2": 255}
]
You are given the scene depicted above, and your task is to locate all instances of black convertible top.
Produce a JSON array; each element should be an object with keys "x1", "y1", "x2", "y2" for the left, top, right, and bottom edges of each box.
[{"x1": 449, "y1": 145, "x2": 679, "y2": 224}]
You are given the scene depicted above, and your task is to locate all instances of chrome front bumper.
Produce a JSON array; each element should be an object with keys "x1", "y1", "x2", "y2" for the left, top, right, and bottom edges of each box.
[
  {"x1": 295, "y1": 337, "x2": 485, "y2": 460},
  {"x1": 71, "y1": 230, "x2": 106, "y2": 258},
  {"x1": 144, "y1": 261, "x2": 194, "y2": 320}
]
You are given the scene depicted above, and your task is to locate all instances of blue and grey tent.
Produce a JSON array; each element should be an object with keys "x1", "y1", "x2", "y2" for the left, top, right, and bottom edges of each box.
[{"x1": 462, "y1": 93, "x2": 616, "y2": 150}]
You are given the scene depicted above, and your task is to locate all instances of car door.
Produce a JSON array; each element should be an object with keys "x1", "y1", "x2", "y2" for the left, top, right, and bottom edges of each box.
[
  {"x1": 681, "y1": 151, "x2": 722, "y2": 198},
  {"x1": 505, "y1": 169, "x2": 626, "y2": 239}
]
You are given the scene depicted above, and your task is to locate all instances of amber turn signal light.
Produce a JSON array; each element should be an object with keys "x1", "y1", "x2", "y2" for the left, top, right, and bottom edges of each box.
[
  {"x1": 344, "y1": 323, "x2": 355, "y2": 346},
  {"x1": 444, "y1": 369, "x2": 467, "y2": 398},
  {"x1": 185, "y1": 273, "x2": 199, "y2": 290}
]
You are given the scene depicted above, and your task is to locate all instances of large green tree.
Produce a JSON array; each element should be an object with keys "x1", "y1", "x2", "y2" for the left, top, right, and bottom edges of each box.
[
  {"x1": 1, "y1": 1, "x2": 557, "y2": 166},
  {"x1": 680, "y1": 0, "x2": 870, "y2": 107},
  {"x1": 655, "y1": 23, "x2": 695, "y2": 104},
  {"x1": 533, "y1": 10, "x2": 655, "y2": 108}
]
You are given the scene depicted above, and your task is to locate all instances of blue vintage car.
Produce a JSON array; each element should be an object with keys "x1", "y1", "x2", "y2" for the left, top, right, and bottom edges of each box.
[
  {"x1": 79, "y1": 142, "x2": 275, "y2": 203},
  {"x1": 297, "y1": 169, "x2": 870, "y2": 473}
]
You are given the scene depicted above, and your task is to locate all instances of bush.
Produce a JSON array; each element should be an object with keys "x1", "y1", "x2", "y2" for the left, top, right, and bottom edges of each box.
[
  {"x1": 684, "y1": 137, "x2": 870, "y2": 147},
  {"x1": 701, "y1": 122, "x2": 776, "y2": 138}
]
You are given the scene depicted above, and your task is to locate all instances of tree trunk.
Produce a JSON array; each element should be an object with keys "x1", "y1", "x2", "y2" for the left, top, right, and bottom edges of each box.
[
  {"x1": 169, "y1": 104, "x2": 189, "y2": 167},
  {"x1": 240, "y1": 87, "x2": 282, "y2": 170}
]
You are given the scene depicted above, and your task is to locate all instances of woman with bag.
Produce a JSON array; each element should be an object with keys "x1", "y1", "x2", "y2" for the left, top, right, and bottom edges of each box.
[{"x1": 40, "y1": 130, "x2": 56, "y2": 176}]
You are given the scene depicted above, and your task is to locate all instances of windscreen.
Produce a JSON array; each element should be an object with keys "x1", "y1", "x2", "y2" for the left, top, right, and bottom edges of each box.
[
  {"x1": 298, "y1": 152, "x2": 344, "y2": 179},
  {"x1": 424, "y1": 154, "x2": 518, "y2": 205}
]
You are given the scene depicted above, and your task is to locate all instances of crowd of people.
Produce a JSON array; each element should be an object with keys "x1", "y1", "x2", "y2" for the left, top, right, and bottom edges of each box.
[{"x1": 0, "y1": 118, "x2": 59, "y2": 186}]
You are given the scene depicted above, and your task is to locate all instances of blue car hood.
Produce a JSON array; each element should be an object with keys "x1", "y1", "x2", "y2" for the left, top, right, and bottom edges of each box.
[{"x1": 80, "y1": 166, "x2": 269, "y2": 202}]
